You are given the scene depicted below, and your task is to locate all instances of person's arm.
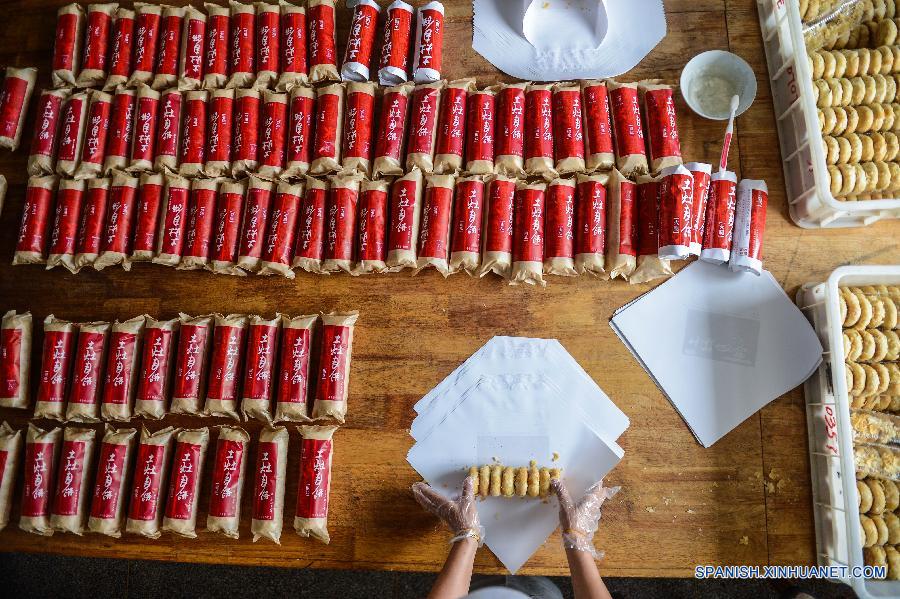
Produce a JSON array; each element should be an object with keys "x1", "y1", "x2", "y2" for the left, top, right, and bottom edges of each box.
[
  {"x1": 565, "y1": 544, "x2": 612, "y2": 599},
  {"x1": 427, "y1": 537, "x2": 478, "y2": 599}
]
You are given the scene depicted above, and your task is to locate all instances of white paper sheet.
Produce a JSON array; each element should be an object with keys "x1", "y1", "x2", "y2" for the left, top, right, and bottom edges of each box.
[
  {"x1": 610, "y1": 261, "x2": 823, "y2": 448},
  {"x1": 407, "y1": 373, "x2": 624, "y2": 574}
]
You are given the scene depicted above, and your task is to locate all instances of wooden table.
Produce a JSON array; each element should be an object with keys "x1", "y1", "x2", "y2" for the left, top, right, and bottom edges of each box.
[{"x1": 0, "y1": 0, "x2": 897, "y2": 578}]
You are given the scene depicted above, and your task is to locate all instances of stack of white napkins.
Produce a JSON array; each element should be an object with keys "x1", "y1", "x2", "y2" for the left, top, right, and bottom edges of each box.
[{"x1": 407, "y1": 337, "x2": 629, "y2": 573}]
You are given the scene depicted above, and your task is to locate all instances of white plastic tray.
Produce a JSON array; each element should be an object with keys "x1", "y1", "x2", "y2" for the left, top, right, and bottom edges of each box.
[
  {"x1": 796, "y1": 265, "x2": 900, "y2": 598},
  {"x1": 757, "y1": 0, "x2": 900, "y2": 228}
]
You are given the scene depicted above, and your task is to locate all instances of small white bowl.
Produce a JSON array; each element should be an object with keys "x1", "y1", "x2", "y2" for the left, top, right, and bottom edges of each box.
[{"x1": 680, "y1": 50, "x2": 757, "y2": 120}]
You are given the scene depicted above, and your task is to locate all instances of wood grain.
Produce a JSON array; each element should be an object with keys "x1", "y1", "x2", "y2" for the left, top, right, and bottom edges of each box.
[{"x1": 0, "y1": 0, "x2": 897, "y2": 578}]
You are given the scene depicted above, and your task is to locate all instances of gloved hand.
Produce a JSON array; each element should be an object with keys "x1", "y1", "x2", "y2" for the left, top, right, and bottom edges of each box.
[
  {"x1": 551, "y1": 477, "x2": 619, "y2": 560},
  {"x1": 412, "y1": 476, "x2": 485, "y2": 546}
]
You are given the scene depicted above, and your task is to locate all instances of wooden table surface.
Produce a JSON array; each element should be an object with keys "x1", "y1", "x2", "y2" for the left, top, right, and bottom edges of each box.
[{"x1": 0, "y1": 0, "x2": 897, "y2": 578}]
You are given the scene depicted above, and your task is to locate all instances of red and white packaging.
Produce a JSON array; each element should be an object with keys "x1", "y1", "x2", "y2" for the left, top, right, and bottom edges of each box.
[
  {"x1": 605, "y1": 168, "x2": 637, "y2": 280},
  {"x1": 630, "y1": 174, "x2": 673, "y2": 285},
  {"x1": 372, "y1": 81, "x2": 413, "y2": 178},
  {"x1": 128, "y1": 3, "x2": 163, "y2": 87},
  {"x1": 161, "y1": 427, "x2": 209, "y2": 538},
  {"x1": 685, "y1": 162, "x2": 712, "y2": 258},
  {"x1": 103, "y1": 7, "x2": 135, "y2": 91},
  {"x1": 254, "y1": 3, "x2": 280, "y2": 89},
  {"x1": 700, "y1": 170, "x2": 738, "y2": 265},
  {"x1": 552, "y1": 83, "x2": 586, "y2": 175},
  {"x1": 134, "y1": 317, "x2": 178, "y2": 420},
  {"x1": 73, "y1": 178, "x2": 110, "y2": 270},
  {"x1": 210, "y1": 179, "x2": 247, "y2": 276},
  {"x1": 293, "y1": 176, "x2": 328, "y2": 273},
  {"x1": 434, "y1": 78, "x2": 474, "y2": 175},
  {"x1": 177, "y1": 6, "x2": 207, "y2": 91},
  {"x1": 202, "y1": 2, "x2": 230, "y2": 89},
  {"x1": 524, "y1": 83, "x2": 556, "y2": 180},
  {"x1": 13, "y1": 174, "x2": 58, "y2": 266},
  {"x1": 386, "y1": 168, "x2": 424, "y2": 271},
  {"x1": 479, "y1": 174, "x2": 516, "y2": 279},
  {"x1": 207, "y1": 425, "x2": 250, "y2": 538},
  {"x1": 258, "y1": 90, "x2": 289, "y2": 179},
  {"x1": 510, "y1": 180, "x2": 546, "y2": 286},
  {"x1": 310, "y1": 83, "x2": 345, "y2": 175},
  {"x1": 51, "y1": 3, "x2": 85, "y2": 89},
  {"x1": 294, "y1": 424, "x2": 337, "y2": 543},
  {"x1": 34, "y1": 315, "x2": 76, "y2": 422},
  {"x1": 204, "y1": 88, "x2": 235, "y2": 177},
  {"x1": 178, "y1": 90, "x2": 208, "y2": 177},
  {"x1": 608, "y1": 79, "x2": 649, "y2": 177},
  {"x1": 342, "y1": 0, "x2": 380, "y2": 83},
  {"x1": 412, "y1": 1, "x2": 444, "y2": 84},
  {"x1": 154, "y1": 88, "x2": 183, "y2": 172},
  {"x1": 574, "y1": 172, "x2": 609, "y2": 277},
  {"x1": 581, "y1": 80, "x2": 614, "y2": 172},
  {"x1": 27, "y1": 88, "x2": 69, "y2": 177},
  {"x1": 354, "y1": 178, "x2": 389, "y2": 275},
  {"x1": 100, "y1": 315, "x2": 146, "y2": 422},
  {"x1": 465, "y1": 88, "x2": 495, "y2": 175},
  {"x1": 50, "y1": 426, "x2": 96, "y2": 535},
  {"x1": 657, "y1": 164, "x2": 694, "y2": 260},
  {"x1": 152, "y1": 6, "x2": 185, "y2": 90},
  {"x1": 276, "y1": 1, "x2": 308, "y2": 91},
  {"x1": 640, "y1": 82, "x2": 683, "y2": 173},
  {"x1": 729, "y1": 179, "x2": 769, "y2": 276},
  {"x1": 543, "y1": 178, "x2": 577, "y2": 276},
  {"x1": 415, "y1": 174, "x2": 454, "y2": 276},
  {"x1": 87, "y1": 425, "x2": 137, "y2": 537},
  {"x1": 311, "y1": 311, "x2": 358, "y2": 423},
  {"x1": 232, "y1": 88, "x2": 261, "y2": 177},
  {"x1": 274, "y1": 314, "x2": 316, "y2": 422},
  {"x1": 171, "y1": 313, "x2": 215, "y2": 415},
  {"x1": 128, "y1": 84, "x2": 161, "y2": 173},
  {"x1": 308, "y1": 0, "x2": 339, "y2": 83},
  {"x1": 240, "y1": 315, "x2": 281, "y2": 421},
  {"x1": 342, "y1": 81, "x2": 376, "y2": 176},
  {"x1": 251, "y1": 425, "x2": 289, "y2": 543},
  {"x1": 205, "y1": 314, "x2": 249, "y2": 420},
  {"x1": 125, "y1": 425, "x2": 176, "y2": 539},
  {"x1": 227, "y1": 1, "x2": 256, "y2": 89},
  {"x1": 130, "y1": 172, "x2": 165, "y2": 263},
  {"x1": 376, "y1": 0, "x2": 413, "y2": 85},
  {"x1": 94, "y1": 171, "x2": 139, "y2": 271},
  {"x1": 493, "y1": 82, "x2": 527, "y2": 178},
  {"x1": 237, "y1": 176, "x2": 275, "y2": 272},
  {"x1": 74, "y1": 90, "x2": 113, "y2": 180},
  {"x1": 65, "y1": 321, "x2": 110, "y2": 423},
  {"x1": 259, "y1": 181, "x2": 303, "y2": 278},
  {"x1": 449, "y1": 175, "x2": 484, "y2": 275},
  {"x1": 321, "y1": 173, "x2": 360, "y2": 274},
  {"x1": 406, "y1": 81, "x2": 444, "y2": 173},
  {"x1": 76, "y1": 4, "x2": 117, "y2": 88},
  {"x1": 0, "y1": 66, "x2": 37, "y2": 152},
  {"x1": 0, "y1": 310, "x2": 33, "y2": 410},
  {"x1": 152, "y1": 173, "x2": 191, "y2": 267},
  {"x1": 19, "y1": 423, "x2": 62, "y2": 536},
  {"x1": 0, "y1": 422, "x2": 23, "y2": 531},
  {"x1": 55, "y1": 91, "x2": 89, "y2": 178},
  {"x1": 46, "y1": 178, "x2": 86, "y2": 273},
  {"x1": 103, "y1": 88, "x2": 136, "y2": 175},
  {"x1": 282, "y1": 85, "x2": 315, "y2": 178}
]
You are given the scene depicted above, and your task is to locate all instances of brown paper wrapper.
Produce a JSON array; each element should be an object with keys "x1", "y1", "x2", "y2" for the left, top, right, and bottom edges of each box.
[
  {"x1": 161, "y1": 427, "x2": 209, "y2": 538},
  {"x1": 19, "y1": 423, "x2": 62, "y2": 536},
  {"x1": 294, "y1": 424, "x2": 337, "y2": 543},
  {"x1": 100, "y1": 314, "x2": 147, "y2": 422},
  {"x1": 405, "y1": 80, "x2": 445, "y2": 174},
  {"x1": 605, "y1": 168, "x2": 637, "y2": 280},
  {"x1": 273, "y1": 314, "x2": 316, "y2": 423},
  {"x1": 386, "y1": 168, "x2": 424, "y2": 271},
  {"x1": 204, "y1": 314, "x2": 248, "y2": 420},
  {"x1": 0, "y1": 311, "x2": 32, "y2": 409},
  {"x1": 0, "y1": 422, "x2": 23, "y2": 531},
  {"x1": 309, "y1": 83, "x2": 345, "y2": 176},
  {"x1": 414, "y1": 173, "x2": 455, "y2": 276},
  {"x1": 574, "y1": 172, "x2": 610, "y2": 278},
  {"x1": 51, "y1": 4, "x2": 85, "y2": 89},
  {"x1": 50, "y1": 426, "x2": 96, "y2": 535},
  {"x1": 65, "y1": 321, "x2": 110, "y2": 423},
  {"x1": 87, "y1": 425, "x2": 137, "y2": 538},
  {"x1": 134, "y1": 317, "x2": 179, "y2": 419},
  {"x1": 240, "y1": 314, "x2": 281, "y2": 422},
  {"x1": 206, "y1": 425, "x2": 250, "y2": 538},
  {"x1": 34, "y1": 315, "x2": 76, "y2": 421},
  {"x1": 94, "y1": 170, "x2": 139, "y2": 271},
  {"x1": 171, "y1": 313, "x2": 214, "y2": 415},
  {"x1": 310, "y1": 311, "x2": 358, "y2": 423},
  {"x1": 125, "y1": 425, "x2": 177, "y2": 539},
  {"x1": 251, "y1": 426, "x2": 289, "y2": 543}
]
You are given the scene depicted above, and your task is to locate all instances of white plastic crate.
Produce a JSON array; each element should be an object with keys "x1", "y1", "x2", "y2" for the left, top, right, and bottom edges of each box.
[
  {"x1": 757, "y1": 0, "x2": 900, "y2": 228},
  {"x1": 796, "y1": 265, "x2": 900, "y2": 598}
]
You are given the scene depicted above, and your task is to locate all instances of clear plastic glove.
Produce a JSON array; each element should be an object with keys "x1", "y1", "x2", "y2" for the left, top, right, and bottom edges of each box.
[
  {"x1": 412, "y1": 477, "x2": 485, "y2": 546},
  {"x1": 551, "y1": 478, "x2": 619, "y2": 560}
]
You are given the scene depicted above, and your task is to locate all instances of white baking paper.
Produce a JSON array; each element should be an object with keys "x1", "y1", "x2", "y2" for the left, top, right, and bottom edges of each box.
[{"x1": 610, "y1": 261, "x2": 823, "y2": 448}]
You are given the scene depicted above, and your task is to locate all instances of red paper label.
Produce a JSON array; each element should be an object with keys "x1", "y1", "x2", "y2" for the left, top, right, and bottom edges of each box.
[
  {"x1": 378, "y1": 5, "x2": 412, "y2": 72},
  {"x1": 132, "y1": 182, "x2": 163, "y2": 253},
  {"x1": 496, "y1": 87, "x2": 525, "y2": 158},
  {"x1": 418, "y1": 185, "x2": 452, "y2": 259},
  {"x1": 287, "y1": 93, "x2": 314, "y2": 166},
  {"x1": 173, "y1": 323, "x2": 209, "y2": 400},
  {"x1": 513, "y1": 188, "x2": 545, "y2": 263},
  {"x1": 180, "y1": 96, "x2": 207, "y2": 165},
  {"x1": 81, "y1": 96, "x2": 111, "y2": 165},
  {"x1": 658, "y1": 171, "x2": 693, "y2": 250},
  {"x1": 450, "y1": 180, "x2": 484, "y2": 254},
  {"x1": 325, "y1": 187, "x2": 358, "y2": 261},
  {"x1": 82, "y1": 10, "x2": 112, "y2": 72},
  {"x1": 277, "y1": 326, "x2": 311, "y2": 405},
  {"x1": 466, "y1": 93, "x2": 495, "y2": 164},
  {"x1": 0, "y1": 76, "x2": 27, "y2": 139},
  {"x1": 133, "y1": 11, "x2": 161, "y2": 73},
  {"x1": 136, "y1": 327, "x2": 173, "y2": 403},
  {"x1": 207, "y1": 95, "x2": 233, "y2": 164},
  {"x1": 52, "y1": 12, "x2": 79, "y2": 71},
  {"x1": 243, "y1": 324, "x2": 278, "y2": 401},
  {"x1": 90, "y1": 442, "x2": 126, "y2": 519},
  {"x1": 407, "y1": 87, "x2": 439, "y2": 155},
  {"x1": 102, "y1": 183, "x2": 137, "y2": 254},
  {"x1": 296, "y1": 438, "x2": 332, "y2": 519},
  {"x1": 257, "y1": 10, "x2": 280, "y2": 73},
  {"x1": 260, "y1": 99, "x2": 287, "y2": 168},
  {"x1": 702, "y1": 178, "x2": 737, "y2": 252},
  {"x1": 644, "y1": 88, "x2": 681, "y2": 162},
  {"x1": 262, "y1": 189, "x2": 301, "y2": 266},
  {"x1": 308, "y1": 3, "x2": 336, "y2": 68},
  {"x1": 108, "y1": 15, "x2": 135, "y2": 78},
  {"x1": 281, "y1": 11, "x2": 308, "y2": 75},
  {"x1": 313, "y1": 93, "x2": 340, "y2": 161},
  {"x1": 239, "y1": 186, "x2": 272, "y2": 260},
  {"x1": 234, "y1": 94, "x2": 260, "y2": 163},
  {"x1": 357, "y1": 188, "x2": 388, "y2": 262},
  {"x1": 16, "y1": 184, "x2": 54, "y2": 254},
  {"x1": 689, "y1": 169, "x2": 711, "y2": 246},
  {"x1": 57, "y1": 96, "x2": 85, "y2": 162},
  {"x1": 52, "y1": 440, "x2": 87, "y2": 517},
  {"x1": 617, "y1": 180, "x2": 637, "y2": 257},
  {"x1": 159, "y1": 185, "x2": 189, "y2": 256},
  {"x1": 230, "y1": 11, "x2": 255, "y2": 75},
  {"x1": 69, "y1": 330, "x2": 106, "y2": 405},
  {"x1": 525, "y1": 89, "x2": 553, "y2": 161},
  {"x1": 636, "y1": 181, "x2": 660, "y2": 256},
  {"x1": 544, "y1": 184, "x2": 575, "y2": 259},
  {"x1": 38, "y1": 329, "x2": 74, "y2": 404},
  {"x1": 345, "y1": 3, "x2": 378, "y2": 69},
  {"x1": 583, "y1": 83, "x2": 614, "y2": 155},
  {"x1": 207, "y1": 325, "x2": 246, "y2": 402},
  {"x1": 746, "y1": 189, "x2": 767, "y2": 261},
  {"x1": 49, "y1": 186, "x2": 84, "y2": 256},
  {"x1": 253, "y1": 441, "x2": 278, "y2": 521},
  {"x1": 76, "y1": 185, "x2": 109, "y2": 255},
  {"x1": 610, "y1": 86, "x2": 646, "y2": 158},
  {"x1": 552, "y1": 89, "x2": 585, "y2": 161},
  {"x1": 128, "y1": 442, "x2": 165, "y2": 521},
  {"x1": 165, "y1": 441, "x2": 202, "y2": 520},
  {"x1": 0, "y1": 451, "x2": 5, "y2": 491},
  {"x1": 22, "y1": 441, "x2": 55, "y2": 518},
  {"x1": 205, "y1": 13, "x2": 229, "y2": 77},
  {"x1": 155, "y1": 14, "x2": 183, "y2": 76},
  {"x1": 485, "y1": 179, "x2": 515, "y2": 253},
  {"x1": 0, "y1": 329, "x2": 22, "y2": 398},
  {"x1": 183, "y1": 18, "x2": 206, "y2": 80},
  {"x1": 132, "y1": 95, "x2": 159, "y2": 163},
  {"x1": 343, "y1": 90, "x2": 374, "y2": 160},
  {"x1": 575, "y1": 180, "x2": 606, "y2": 255},
  {"x1": 315, "y1": 325, "x2": 351, "y2": 403},
  {"x1": 436, "y1": 87, "x2": 467, "y2": 158},
  {"x1": 102, "y1": 331, "x2": 137, "y2": 405},
  {"x1": 295, "y1": 187, "x2": 326, "y2": 260},
  {"x1": 374, "y1": 91, "x2": 408, "y2": 162},
  {"x1": 210, "y1": 439, "x2": 245, "y2": 518},
  {"x1": 30, "y1": 92, "x2": 64, "y2": 158},
  {"x1": 212, "y1": 190, "x2": 245, "y2": 263},
  {"x1": 106, "y1": 91, "x2": 135, "y2": 160},
  {"x1": 388, "y1": 179, "x2": 418, "y2": 252},
  {"x1": 416, "y1": 9, "x2": 443, "y2": 73},
  {"x1": 155, "y1": 92, "x2": 182, "y2": 161}
]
